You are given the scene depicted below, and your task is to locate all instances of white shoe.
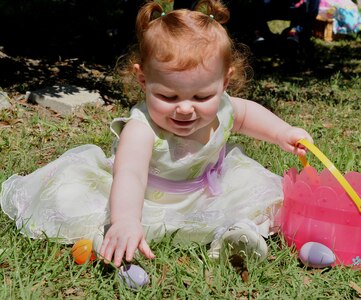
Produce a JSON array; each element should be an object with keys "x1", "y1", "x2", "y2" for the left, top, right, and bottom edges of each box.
[{"x1": 209, "y1": 225, "x2": 268, "y2": 262}]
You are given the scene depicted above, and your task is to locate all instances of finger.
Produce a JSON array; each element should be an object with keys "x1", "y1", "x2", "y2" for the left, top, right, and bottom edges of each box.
[
  {"x1": 304, "y1": 133, "x2": 314, "y2": 144},
  {"x1": 103, "y1": 239, "x2": 117, "y2": 264},
  {"x1": 294, "y1": 139, "x2": 311, "y2": 156},
  {"x1": 113, "y1": 244, "x2": 126, "y2": 267},
  {"x1": 295, "y1": 147, "x2": 307, "y2": 156},
  {"x1": 295, "y1": 132, "x2": 313, "y2": 146},
  {"x1": 138, "y1": 239, "x2": 155, "y2": 259},
  {"x1": 125, "y1": 238, "x2": 140, "y2": 262},
  {"x1": 294, "y1": 146, "x2": 308, "y2": 157},
  {"x1": 99, "y1": 237, "x2": 110, "y2": 260},
  {"x1": 282, "y1": 144, "x2": 298, "y2": 154}
]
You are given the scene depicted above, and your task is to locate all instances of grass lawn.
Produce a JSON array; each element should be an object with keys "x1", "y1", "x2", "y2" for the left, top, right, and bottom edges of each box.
[{"x1": 1, "y1": 35, "x2": 361, "y2": 299}]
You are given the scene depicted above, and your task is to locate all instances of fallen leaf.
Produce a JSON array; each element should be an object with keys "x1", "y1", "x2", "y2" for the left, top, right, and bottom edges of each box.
[
  {"x1": 241, "y1": 270, "x2": 249, "y2": 283},
  {"x1": 31, "y1": 279, "x2": 46, "y2": 292},
  {"x1": 91, "y1": 69, "x2": 102, "y2": 76},
  {"x1": 303, "y1": 276, "x2": 312, "y2": 286},
  {"x1": 55, "y1": 248, "x2": 66, "y2": 260},
  {"x1": 156, "y1": 265, "x2": 169, "y2": 285},
  {"x1": 0, "y1": 262, "x2": 10, "y2": 268},
  {"x1": 104, "y1": 104, "x2": 114, "y2": 112},
  {"x1": 0, "y1": 121, "x2": 10, "y2": 127},
  {"x1": 229, "y1": 255, "x2": 249, "y2": 282},
  {"x1": 8, "y1": 119, "x2": 23, "y2": 125},
  {"x1": 268, "y1": 255, "x2": 277, "y2": 261},
  {"x1": 64, "y1": 288, "x2": 76, "y2": 295},
  {"x1": 177, "y1": 255, "x2": 190, "y2": 266},
  {"x1": 350, "y1": 281, "x2": 361, "y2": 295},
  {"x1": 204, "y1": 269, "x2": 213, "y2": 285},
  {"x1": 4, "y1": 276, "x2": 12, "y2": 286},
  {"x1": 322, "y1": 123, "x2": 333, "y2": 128}
]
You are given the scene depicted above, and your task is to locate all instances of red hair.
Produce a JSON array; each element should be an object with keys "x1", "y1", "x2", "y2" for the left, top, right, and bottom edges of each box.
[
  {"x1": 118, "y1": 0, "x2": 251, "y2": 102},
  {"x1": 136, "y1": 0, "x2": 231, "y2": 72}
]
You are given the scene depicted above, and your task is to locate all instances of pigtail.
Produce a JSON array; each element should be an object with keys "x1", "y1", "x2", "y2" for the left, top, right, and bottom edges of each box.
[
  {"x1": 194, "y1": 0, "x2": 230, "y2": 24},
  {"x1": 136, "y1": 1, "x2": 164, "y2": 37}
]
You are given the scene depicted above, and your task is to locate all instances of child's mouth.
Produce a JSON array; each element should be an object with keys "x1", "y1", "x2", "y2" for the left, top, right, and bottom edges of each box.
[{"x1": 171, "y1": 118, "x2": 196, "y2": 127}]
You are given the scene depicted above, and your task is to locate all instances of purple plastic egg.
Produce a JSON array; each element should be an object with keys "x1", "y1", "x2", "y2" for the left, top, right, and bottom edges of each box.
[
  {"x1": 119, "y1": 264, "x2": 149, "y2": 288},
  {"x1": 299, "y1": 242, "x2": 336, "y2": 268}
]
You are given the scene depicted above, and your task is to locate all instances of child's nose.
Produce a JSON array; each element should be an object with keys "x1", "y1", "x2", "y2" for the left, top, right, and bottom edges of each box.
[{"x1": 176, "y1": 101, "x2": 194, "y2": 114}]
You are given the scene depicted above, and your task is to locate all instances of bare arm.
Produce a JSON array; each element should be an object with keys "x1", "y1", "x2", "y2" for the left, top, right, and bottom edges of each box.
[
  {"x1": 100, "y1": 119, "x2": 156, "y2": 266},
  {"x1": 110, "y1": 119, "x2": 153, "y2": 224},
  {"x1": 230, "y1": 96, "x2": 313, "y2": 155}
]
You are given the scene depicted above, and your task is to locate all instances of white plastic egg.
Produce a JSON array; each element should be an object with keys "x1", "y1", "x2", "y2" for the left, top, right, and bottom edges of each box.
[
  {"x1": 119, "y1": 264, "x2": 149, "y2": 288},
  {"x1": 299, "y1": 242, "x2": 336, "y2": 268}
]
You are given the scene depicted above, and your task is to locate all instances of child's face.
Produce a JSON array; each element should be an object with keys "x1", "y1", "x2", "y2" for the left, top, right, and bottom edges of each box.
[{"x1": 134, "y1": 55, "x2": 231, "y2": 138}]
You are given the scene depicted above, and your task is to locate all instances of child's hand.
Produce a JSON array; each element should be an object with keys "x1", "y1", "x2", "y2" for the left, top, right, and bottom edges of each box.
[
  {"x1": 276, "y1": 126, "x2": 313, "y2": 156},
  {"x1": 99, "y1": 218, "x2": 155, "y2": 267}
]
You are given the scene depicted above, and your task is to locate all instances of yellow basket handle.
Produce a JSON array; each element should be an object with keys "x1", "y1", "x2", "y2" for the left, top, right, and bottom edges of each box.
[{"x1": 296, "y1": 138, "x2": 361, "y2": 213}]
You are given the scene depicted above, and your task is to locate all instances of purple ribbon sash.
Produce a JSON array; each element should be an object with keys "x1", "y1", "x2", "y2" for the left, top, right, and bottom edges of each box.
[{"x1": 147, "y1": 147, "x2": 225, "y2": 196}]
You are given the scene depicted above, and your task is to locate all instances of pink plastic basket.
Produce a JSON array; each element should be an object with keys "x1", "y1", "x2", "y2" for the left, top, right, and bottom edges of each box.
[{"x1": 280, "y1": 139, "x2": 361, "y2": 266}]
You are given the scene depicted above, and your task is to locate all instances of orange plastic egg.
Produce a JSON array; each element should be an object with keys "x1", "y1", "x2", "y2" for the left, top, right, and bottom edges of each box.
[{"x1": 71, "y1": 239, "x2": 96, "y2": 265}]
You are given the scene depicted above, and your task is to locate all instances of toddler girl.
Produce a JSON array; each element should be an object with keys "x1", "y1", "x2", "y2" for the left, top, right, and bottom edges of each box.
[{"x1": 0, "y1": 0, "x2": 313, "y2": 267}]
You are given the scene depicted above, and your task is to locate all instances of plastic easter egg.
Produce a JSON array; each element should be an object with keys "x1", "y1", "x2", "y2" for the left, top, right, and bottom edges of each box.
[
  {"x1": 119, "y1": 264, "x2": 149, "y2": 288},
  {"x1": 71, "y1": 239, "x2": 96, "y2": 265},
  {"x1": 299, "y1": 242, "x2": 336, "y2": 268}
]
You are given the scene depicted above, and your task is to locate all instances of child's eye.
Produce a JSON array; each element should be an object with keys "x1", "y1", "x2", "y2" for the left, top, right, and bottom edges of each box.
[
  {"x1": 194, "y1": 95, "x2": 213, "y2": 101},
  {"x1": 158, "y1": 94, "x2": 177, "y2": 101}
]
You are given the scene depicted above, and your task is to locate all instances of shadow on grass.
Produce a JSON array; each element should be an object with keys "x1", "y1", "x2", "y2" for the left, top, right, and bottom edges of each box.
[
  {"x1": 0, "y1": 1, "x2": 360, "y2": 106},
  {"x1": 242, "y1": 37, "x2": 361, "y2": 109},
  {"x1": 252, "y1": 38, "x2": 361, "y2": 80},
  {"x1": 0, "y1": 53, "x2": 127, "y2": 105},
  {"x1": 0, "y1": 35, "x2": 360, "y2": 107}
]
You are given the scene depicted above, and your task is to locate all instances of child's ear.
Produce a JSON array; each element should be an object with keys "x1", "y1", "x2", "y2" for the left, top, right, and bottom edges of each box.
[
  {"x1": 133, "y1": 64, "x2": 146, "y2": 91},
  {"x1": 223, "y1": 67, "x2": 234, "y2": 90}
]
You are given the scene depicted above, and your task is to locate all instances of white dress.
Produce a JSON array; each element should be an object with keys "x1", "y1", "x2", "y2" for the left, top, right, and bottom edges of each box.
[{"x1": 0, "y1": 92, "x2": 283, "y2": 245}]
